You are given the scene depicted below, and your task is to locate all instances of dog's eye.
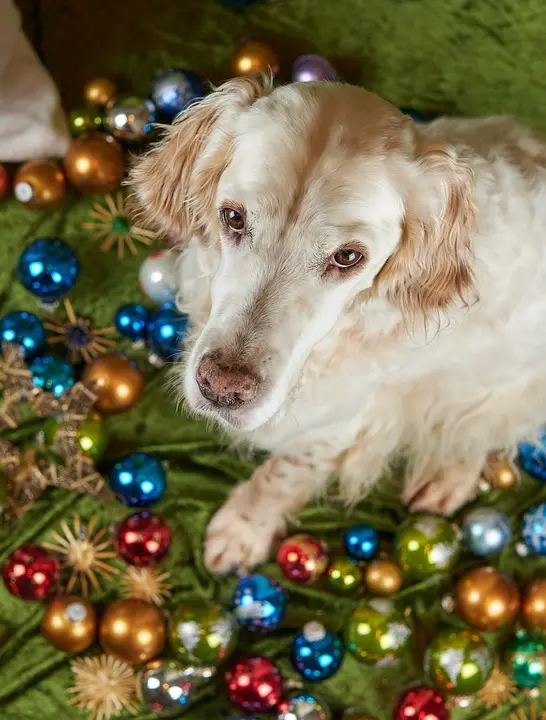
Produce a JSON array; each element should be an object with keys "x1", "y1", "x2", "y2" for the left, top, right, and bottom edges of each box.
[
  {"x1": 220, "y1": 207, "x2": 245, "y2": 232},
  {"x1": 331, "y1": 248, "x2": 364, "y2": 268}
]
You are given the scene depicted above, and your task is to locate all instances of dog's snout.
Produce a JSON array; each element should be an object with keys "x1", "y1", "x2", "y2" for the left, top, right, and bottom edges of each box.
[{"x1": 196, "y1": 353, "x2": 259, "y2": 409}]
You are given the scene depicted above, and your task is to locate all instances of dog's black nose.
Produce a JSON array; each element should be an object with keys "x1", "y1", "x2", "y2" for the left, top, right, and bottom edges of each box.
[{"x1": 196, "y1": 353, "x2": 258, "y2": 408}]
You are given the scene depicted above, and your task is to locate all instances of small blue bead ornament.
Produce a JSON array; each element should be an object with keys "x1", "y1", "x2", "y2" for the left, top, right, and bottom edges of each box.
[
  {"x1": 18, "y1": 237, "x2": 79, "y2": 303},
  {"x1": 522, "y1": 502, "x2": 546, "y2": 556},
  {"x1": 0, "y1": 311, "x2": 45, "y2": 358},
  {"x1": 290, "y1": 621, "x2": 344, "y2": 682},
  {"x1": 463, "y1": 507, "x2": 512, "y2": 557},
  {"x1": 147, "y1": 304, "x2": 189, "y2": 361},
  {"x1": 232, "y1": 574, "x2": 287, "y2": 631},
  {"x1": 29, "y1": 355, "x2": 75, "y2": 397},
  {"x1": 115, "y1": 303, "x2": 150, "y2": 342},
  {"x1": 109, "y1": 452, "x2": 166, "y2": 507},
  {"x1": 151, "y1": 69, "x2": 204, "y2": 122},
  {"x1": 519, "y1": 429, "x2": 546, "y2": 482},
  {"x1": 344, "y1": 523, "x2": 379, "y2": 560}
]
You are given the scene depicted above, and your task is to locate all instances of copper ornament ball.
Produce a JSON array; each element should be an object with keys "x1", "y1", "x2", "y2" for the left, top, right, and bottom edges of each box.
[
  {"x1": 14, "y1": 160, "x2": 66, "y2": 210},
  {"x1": 83, "y1": 77, "x2": 117, "y2": 108},
  {"x1": 63, "y1": 134, "x2": 125, "y2": 194},
  {"x1": 455, "y1": 566, "x2": 520, "y2": 632},
  {"x1": 41, "y1": 596, "x2": 97, "y2": 653},
  {"x1": 99, "y1": 598, "x2": 166, "y2": 664},
  {"x1": 231, "y1": 41, "x2": 280, "y2": 77},
  {"x1": 523, "y1": 578, "x2": 546, "y2": 636},
  {"x1": 82, "y1": 353, "x2": 144, "y2": 414},
  {"x1": 365, "y1": 559, "x2": 403, "y2": 596}
]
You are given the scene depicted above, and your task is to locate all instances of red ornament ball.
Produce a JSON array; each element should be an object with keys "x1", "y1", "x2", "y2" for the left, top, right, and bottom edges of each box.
[
  {"x1": 276, "y1": 533, "x2": 329, "y2": 584},
  {"x1": 0, "y1": 163, "x2": 9, "y2": 200},
  {"x1": 115, "y1": 511, "x2": 172, "y2": 566},
  {"x1": 225, "y1": 656, "x2": 283, "y2": 713},
  {"x1": 2, "y1": 545, "x2": 60, "y2": 601},
  {"x1": 394, "y1": 686, "x2": 449, "y2": 720}
]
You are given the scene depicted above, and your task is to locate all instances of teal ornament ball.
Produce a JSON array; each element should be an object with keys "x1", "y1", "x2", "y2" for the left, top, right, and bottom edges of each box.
[
  {"x1": 29, "y1": 355, "x2": 75, "y2": 397},
  {"x1": 0, "y1": 311, "x2": 45, "y2": 359},
  {"x1": 344, "y1": 523, "x2": 380, "y2": 561},
  {"x1": 109, "y1": 452, "x2": 166, "y2": 507},
  {"x1": 115, "y1": 303, "x2": 150, "y2": 342},
  {"x1": 18, "y1": 237, "x2": 79, "y2": 304},
  {"x1": 290, "y1": 621, "x2": 344, "y2": 682},
  {"x1": 508, "y1": 631, "x2": 546, "y2": 688},
  {"x1": 147, "y1": 304, "x2": 189, "y2": 361},
  {"x1": 462, "y1": 507, "x2": 512, "y2": 556}
]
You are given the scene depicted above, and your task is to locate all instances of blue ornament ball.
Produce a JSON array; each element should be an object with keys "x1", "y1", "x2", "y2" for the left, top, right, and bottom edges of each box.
[
  {"x1": 29, "y1": 355, "x2": 75, "y2": 397},
  {"x1": 519, "y1": 429, "x2": 546, "y2": 482},
  {"x1": 522, "y1": 502, "x2": 546, "y2": 556},
  {"x1": 18, "y1": 237, "x2": 79, "y2": 303},
  {"x1": 463, "y1": 507, "x2": 512, "y2": 557},
  {"x1": 147, "y1": 304, "x2": 189, "y2": 361},
  {"x1": 151, "y1": 69, "x2": 204, "y2": 122},
  {"x1": 400, "y1": 107, "x2": 426, "y2": 122},
  {"x1": 115, "y1": 303, "x2": 150, "y2": 342},
  {"x1": 344, "y1": 523, "x2": 380, "y2": 560},
  {"x1": 290, "y1": 621, "x2": 344, "y2": 682},
  {"x1": 232, "y1": 574, "x2": 287, "y2": 631},
  {"x1": 109, "y1": 452, "x2": 167, "y2": 507},
  {"x1": 0, "y1": 311, "x2": 45, "y2": 358}
]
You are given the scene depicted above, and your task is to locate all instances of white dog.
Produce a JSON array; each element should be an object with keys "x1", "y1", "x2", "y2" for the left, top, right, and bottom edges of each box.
[{"x1": 132, "y1": 77, "x2": 546, "y2": 574}]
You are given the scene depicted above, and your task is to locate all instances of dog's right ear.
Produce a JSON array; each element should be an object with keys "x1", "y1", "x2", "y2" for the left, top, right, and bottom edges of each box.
[{"x1": 130, "y1": 76, "x2": 270, "y2": 240}]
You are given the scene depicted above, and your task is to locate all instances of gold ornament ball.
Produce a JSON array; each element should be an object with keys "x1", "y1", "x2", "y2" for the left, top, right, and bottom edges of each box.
[
  {"x1": 455, "y1": 566, "x2": 520, "y2": 632},
  {"x1": 82, "y1": 353, "x2": 144, "y2": 415},
  {"x1": 41, "y1": 596, "x2": 97, "y2": 653},
  {"x1": 99, "y1": 598, "x2": 166, "y2": 664},
  {"x1": 483, "y1": 452, "x2": 520, "y2": 490},
  {"x1": 365, "y1": 560, "x2": 403, "y2": 596},
  {"x1": 523, "y1": 579, "x2": 546, "y2": 636},
  {"x1": 14, "y1": 160, "x2": 66, "y2": 210},
  {"x1": 64, "y1": 134, "x2": 125, "y2": 194},
  {"x1": 231, "y1": 41, "x2": 280, "y2": 77},
  {"x1": 84, "y1": 77, "x2": 117, "y2": 108}
]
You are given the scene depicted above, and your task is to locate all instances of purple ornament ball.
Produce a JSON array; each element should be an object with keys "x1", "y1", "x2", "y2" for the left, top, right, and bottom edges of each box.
[{"x1": 292, "y1": 54, "x2": 339, "y2": 83}]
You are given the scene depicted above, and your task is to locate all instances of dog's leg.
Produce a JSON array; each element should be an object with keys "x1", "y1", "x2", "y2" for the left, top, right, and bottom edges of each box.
[{"x1": 402, "y1": 458, "x2": 483, "y2": 516}]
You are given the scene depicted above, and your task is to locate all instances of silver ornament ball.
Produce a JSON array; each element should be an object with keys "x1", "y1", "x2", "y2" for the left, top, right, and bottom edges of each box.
[
  {"x1": 462, "y1": 507, "x2": 512, "y2": 556},
  {"x1": 141, "y1": 659, "x2": 215, "y2": 715},
  {"x1": 105, "y1": 95, "x2": 156, "y2": 143},
  {"x1": 277, "y1": 690, "x2": 331, "y2": 720},
  {"x1": 139, "y1": 250, "x2": 177, "y2": 303}
]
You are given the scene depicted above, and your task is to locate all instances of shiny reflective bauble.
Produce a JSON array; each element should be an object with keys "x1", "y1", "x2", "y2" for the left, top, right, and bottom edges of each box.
[
  {"x1": 116, "y1": 511, "x2": 172, "y2": 566},
  {"x1": 393, "y1": 686, "x2": 449, "y2": 720},
  {"x1": 519, "y1": 428, "x2": 546, "y2": 481},
  {"x1": 82, "y1": 353, "x2": 144, "y2": 414},
  {"x1": 394, "y1": 514, "x2": 460, "y2": 580},
  {"x1": 0, "y1": 311, "x2": 45, "y2": 359},
  {"x1": 0, "y1": 163, "x2": 8, "y2": 200},
  {"x1": 327, "y1": 557, "x2": 363, "y2": 593},
  {"x1": 231, "y1": 41, "x2": 280, "y2": 77},
  {"x1": 462, "y1": 507, "x2": 512, "y2": 556},
  {"x1": 14, "y1": 160, "x2": 66, "y2": 210},
  {"x1": 115, "y1": 303, "x2": 150, "y2": 342},
  {"x1": 425, "y1": 629, "x2": 493, "y2": 694},
  {"x1": 344, "y1": 523, "x2": 380, "y2": 561},
  {"x1": 2, "y1": 545, "x2": 60, "y2": 600},
  {"x1": 507, "y1": 631, "x2": 546, "y2": 688},
  {"x1": 292, "y1": 54, "x2": 338, "y2": 83},
  {"x1": 455, "y1": 566, "x2": 520, "y2": 631},
  {"x1": 105, "y1": 96, "x2": 156, "y2": 143},
  {"x1": 141, "y1": 658, "x2": 215, "y2": 715},
  {"x1": 151, "y1": 68, "x2": 204, "y2": 122},
  {"x1": 522, "y1": 501, "x2": 546, "y2": 555},
  {"x1": 290, "y1": 621, "x2": 344, "y2": 682},
  {"x1": 99, "y1": 598, "x2": 165, "y2": 664},
  {"x1": 523, "y1": 579, "x2": 546, "y2": 637},
  {"x1": 225, "y1": 656, "x2": 282, "y2": 713},
  {"x1": 171, "y1": 602, "x2": 238, "y2": 666},
  {"x1": 344, "y1": 598, "x2": 413, "y2": 665},
  {"x1": 64, "y1": 134, "x2": 125, "y2": 194},
  {"x1": 277, "y1": 533, "x2": 329, "y2": 584},
  {"x1": 29, "y1": 355, "x2": 75, "y2": 397},
  {"x1": 365, "y1": 560, "x2": 403, "y2": 596},
  {"x1": 69, "y1": 107, "x2": 103, "y2": 136},
  {"x1": 483, "y1": 451, "x2": 520, "y2": 489},
  {"x1": 277, "y1": 690, "x2": 331, "y2": 720},
  {"x1": 109, "y1": 452, "x2": 166, "y2": 507},
  {"x1": 19, "y1": 237, "x2": 79, "y2": 302},
  {"x1": 41, "y1": 596, "x2": 97, "y2": 652},
  {"x1": 232, "y1": 574, "x2": 287, "y2": 631},
  {"x1": 147, "y1": 304, "x2": 189, "y2": 361},
  {"x1": 139, "y1": 250, "x2": 177, "y2": 303},
  {"x1": 83, "y1": 77, "x2": 117, "y2": 108},
  {"x1": 45, "y1": 411, "x2": 107, "y2": 462}
]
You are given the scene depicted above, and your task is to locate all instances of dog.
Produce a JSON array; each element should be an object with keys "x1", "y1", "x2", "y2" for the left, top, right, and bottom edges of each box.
[{"x1": 131, "y1": 77, "x2": 546, "y2": 574}]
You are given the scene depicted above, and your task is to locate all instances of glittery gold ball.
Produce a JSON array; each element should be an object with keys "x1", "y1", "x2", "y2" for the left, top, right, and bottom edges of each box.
[
  {"x1": 523, "y1": 579, "x2": 546, "y2": 637},
  {"x1": 99, "y1": 599, "x2": 166, "y2": 664},
  {"x1": 63, "y1": 134, "x2": 125, "y2": 194},
  {"x1": 231, "y1": 41, "x2": 280, "y2": 77},
  {"x1": 41, "y1": 596, "x2": 97, "y2": 653},
  {"x1": 365, "y1": 560, "x2": 403, "y2": 596},
  {"x1": 14, "y1": 160, "x2": 66, "y2": 210},
  {"x1": 83, "y1": 77, "x2": 117, "y2": 108},
  {"x1": 82, "y1": 354, "x2": 144, "y2": 414},
  {"x1": 483, "y1": 452, "x2": 520, "y2": 489},
  {"x1": 455, "y1": 566, "x2": 520, "y2": 632}
]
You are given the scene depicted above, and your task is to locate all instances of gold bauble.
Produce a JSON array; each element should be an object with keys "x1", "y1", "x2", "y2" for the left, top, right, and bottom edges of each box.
[
  {"x1": 82, "y1": 353, "x2": 144, "y2": 414},
  {"x1": 41, "y1": 596, "x2": 97, "y2": 653},
  {"x1": 455, "y1": 566, "x2": 520, "y2": 632},
  {"x1": 231, "y1": 41, "x2": 280, "y2": 77},
  {"x1": 365, "y1": 560, "x2": 403, "y2": 596},
  {"x1": 84, "y1": 77, "x2": 117, "y2": 108},
  {"x1": 64, "y1": 134, "x2": 125, "y2": 194},
  {"x1": 14, "y1": 160, "x2": 66, "y2": 210},
  {"x1": 99, "y1": 599, "x2": 165, "y2": 664},
  {"x1": 483, "y1": 451, "x2": 520, "y2": 489},
  {"x1": 523, "y1": 578, "x2": 546, "y2": 636}
]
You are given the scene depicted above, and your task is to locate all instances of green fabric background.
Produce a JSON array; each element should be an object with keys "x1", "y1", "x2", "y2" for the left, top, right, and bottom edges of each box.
[{"x1": 2, "y1": 1, "x2": 546, "y2": 718}]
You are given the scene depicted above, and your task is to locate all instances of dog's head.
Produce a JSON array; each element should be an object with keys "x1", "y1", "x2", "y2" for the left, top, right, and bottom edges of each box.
[{"x1": 131, "y1": 78, "x2": 475, "y2": 432}]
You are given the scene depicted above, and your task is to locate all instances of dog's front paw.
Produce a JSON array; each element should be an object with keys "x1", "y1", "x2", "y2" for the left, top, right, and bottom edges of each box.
[{"x1": 403, "y1": 466, "x2": 479, "y2": 516}]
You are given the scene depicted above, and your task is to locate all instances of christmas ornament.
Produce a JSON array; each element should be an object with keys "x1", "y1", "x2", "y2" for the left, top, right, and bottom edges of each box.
[
  {"x1": 171, "y1": 602, "x2": 238, "y2": 665},
  {"x1": 44, "y1": 515, "x2": 120, "y2": 595},
  {"x1": 425, "y1": 629, "x2": 493, "y2": 694},
  {"x1": 365, "y1": 560, "x2": 403, "y2": 596},
  {"x1": 327, "y1": 557, "x2": 363, "y2": 593},
  {"x1": 18, "y1": 237, "x2": 80, "y2": 304},
  {"x1": 344, "y1": 598, "x2": 413, "y2": 665},
  {"x1": 82, "y1": 353, "x2": 144, "y2": 414},
  {"x1": 151, "y1": 68, "x2": 204, "y2": 122},
  {"x1": 344, "y1": 523, "x2": 380, "y2": 561},
  {"x1": 522, "y1": 502, "x2": 546, "y2": 555},
  {"x1": 29, "y1": 355, "x2": 75, "y2": 397},
  {"x1": 509, "y1": 707, "x2": 546, "y2": 720},
  {"x1": 0, "y1": 310, "x2": 45, "y2": 359},
  {"x1": 41, "y1": 596, "x2": 97, "y2": 653},
  {"x1": 141, "y1": 658, "x2": 215, "y2": 715},
  {"x1": 483, "y1": 451, "x2": 520, "y2": 489},
  {"x1": 290, "y1": 621, "x2": 344, "y2": 681},
  {"x1": 455, "y1": 566, "x2": 520, "y2": 631},
  {"x1": 231, "y1": 41, "x2": 280, "y2": 77},
  {"x1": 68, "y1": 654, "x2": 139, "y2": 720},
  {"x1": 147, "y1": 304, "x2": 189, "y2": 361},
  {"x1": 44, "y1": 298, "x2": 115, "y2": 363},
  {"x1": 120, "y1": 566, "x2": 172, "y2": 606},
  {"x1": 523, "y1": 579, "x2": 546, "y2": 636},
  {"x1": 400, "y1": 108, "x2": 426, "y2": 122},
  {"x1": 393, "y1": 686, "x2": 449, "y2": 720},
  {"x1": 64, "y1": 134, "x2": 124, "y2": 194},
  {"x1": 109, "y1": 452, "x2": 166, "y2": 507},
  {"x1": 13, "y1": 160, "x2": 65, "y2": 210},
  {"x1": 232, "y1": 573, "x2": 287, "y2": 631},
  {"x1": 115, "y1": 303, "x2": 150, "y2": 342},
  {"x1": 104, "y1": 96, "x2": 156, "y2": 143},
  {"x1": 476, "y1": 662, "x2": 517, "y2": 710},
  {"x1": 519, "y1": 429, "x2": 546, "y2": 482},
  {"x1": 83, "y1": 192, "x2": 157, "y2": 259},
  {"x1": 507, "y1": 631, "x2": 546, "y2": 688},
  {"x1": 139, "y1": 250, "x2": 177, "y2": 303},
  {"x1": 225, "y1": 656, "x2": 282, "y2": 713},
  {"x1": 44, "y1": 411, "x2": 107, "y2": 463},
  {"x1": 0, "y1": 163, "x2": 8, "y2": 200},
  {"x1": 292, "y1": 54, "x2": 338, "y2": 83},
  {"x1": 69, "y1": 107, "x2": 103, "y2": 136},
  {"x1": 394, "y1": 515, "x2": 460, "y2": 580},
  {"x1": 116, "y1": 511, "x2": 172, "y2": 566},
  {"x1": 99, "y1": 598, "x2": 166, "y2": 664},
  {"x1": 462, "y1": 507, "x2": 512, "y2": 556},
  {"x1": 277, "y1": 690, "x2": 331, "y2": 720},
  {"x1": 83, "y1": 77, "x2": 117, "y2": 108},
  {"x1": 2, "y1": 545, "x2": 60, "y2": 600},
  {"x1": 277, "y1": 533, "x2": 329, "y2": 584}
]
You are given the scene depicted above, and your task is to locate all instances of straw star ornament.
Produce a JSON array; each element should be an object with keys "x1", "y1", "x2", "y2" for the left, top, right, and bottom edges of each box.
[
  {"x1": 69, "y1": 655, "x2": 139, "y2": 720},
  {"x1": 44, "y1": 299, "x2": 115, "y2": 364}
]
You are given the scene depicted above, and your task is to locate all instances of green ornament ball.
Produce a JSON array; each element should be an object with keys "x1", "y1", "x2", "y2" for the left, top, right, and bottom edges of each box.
[
  {"x1": 327, "y1": 557, "x2": 363, "y2": 593},
  {"x1": 69, "y1": 107, "x2": 103, "y2": 136},
  {"x1": 44, "y1": 412, "x2": 107, "y2": 462},
  {"x1": 507, "y1": 631, "x2": 546, "y2": 689},
  {"x1": 344, "y1": 598, "x2": 413, "y2": 665},
  {"x1": 170, "y1": 602, "x2": 238, "y2": 666},
  {"x1": 394, "y1": 514, "x2": 460, "y2": 580},
  {"x1": 425, "y1": 629, "x2": 493, "y2": 695}
]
